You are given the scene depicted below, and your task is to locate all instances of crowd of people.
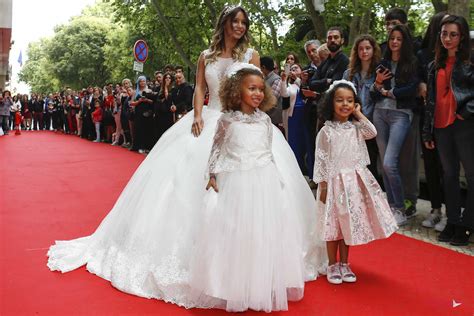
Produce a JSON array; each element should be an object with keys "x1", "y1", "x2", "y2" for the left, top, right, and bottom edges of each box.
[
  {"x1": 0, "y1": 65, "x2": 194, "y2": 154},
  {"x1": 2, "y1": 8, "x2": 472, "y2": 249},
  {"x1": 258, "y1": 8, "x2": 473, "y2": 247}
]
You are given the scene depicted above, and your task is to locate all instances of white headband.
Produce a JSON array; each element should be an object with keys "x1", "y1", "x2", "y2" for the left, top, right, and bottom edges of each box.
[
  {"x1": 225, "y1": 62, "x2": 262, "y2": 78},
  {"x1": 326, "y1": 79, "x2": 357, "y2": 95}
]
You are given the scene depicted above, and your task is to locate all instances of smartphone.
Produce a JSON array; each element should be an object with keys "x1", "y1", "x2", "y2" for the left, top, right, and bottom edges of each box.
[
  {"x1": 375, "y1": 64, "x2": 387, "y2": 72},
  {"x1": 284, "y1": 63, "x2": 291, "y2": 76}
]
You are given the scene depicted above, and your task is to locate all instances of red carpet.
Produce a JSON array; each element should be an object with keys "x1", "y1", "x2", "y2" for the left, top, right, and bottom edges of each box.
[{"x1": 1, "y1": 131, "x2": 473, "y2": 315}]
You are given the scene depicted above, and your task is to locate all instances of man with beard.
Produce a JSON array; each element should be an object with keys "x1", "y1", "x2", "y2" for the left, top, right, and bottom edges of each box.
[{"x1": 308, "y1": 27, "x2": 349, "y2": 94}]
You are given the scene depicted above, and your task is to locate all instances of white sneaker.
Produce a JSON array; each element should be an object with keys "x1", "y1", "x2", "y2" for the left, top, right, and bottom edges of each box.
[
  {"x1": 391, "y1": 207, "x2": 408, "y2": 226},
  {"x1": 434, "y1": 216, "x2": 447, "y2": 232},
  {"x1": 340, "y1": 263, "x2": 357, "y2": 283},
  {"x1": 326, "y1": 263, "x2": 342, "y2": 285},
  {"x1": 422, "y1": 212, "x2": 441, "y2": 228}
]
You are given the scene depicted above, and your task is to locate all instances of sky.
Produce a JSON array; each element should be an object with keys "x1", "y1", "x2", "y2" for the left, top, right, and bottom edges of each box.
[{"x1": 9, "y1": 0, "x2": 96, "y2": 93}]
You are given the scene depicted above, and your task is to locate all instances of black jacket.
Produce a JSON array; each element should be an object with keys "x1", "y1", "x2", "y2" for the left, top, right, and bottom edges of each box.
[
  {"x1": 422, "y1": 59, "x2": 474, "y2": 142},
  {"x1": 309, "y1": 51, "x2": 349, "y2": 93},
  {"x1": 371, "y1": 58, "x2": 420, "y2": 110},
  {"x1": 171, "y1": 82, "x2": 194, "y2": 113}
]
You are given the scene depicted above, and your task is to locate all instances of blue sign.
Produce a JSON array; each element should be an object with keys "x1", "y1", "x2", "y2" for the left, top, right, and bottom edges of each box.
[{"x1": 134, "y1": 40, "x2": 148, "y2": 63}]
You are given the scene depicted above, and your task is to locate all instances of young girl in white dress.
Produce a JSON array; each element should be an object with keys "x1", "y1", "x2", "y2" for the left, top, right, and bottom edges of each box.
[
  {"x1": 188, "y1": 63, "x2": 309, "y2": 312},
  {"x1": 313, "y1": 80, "x2": 398, "y2": 285}
]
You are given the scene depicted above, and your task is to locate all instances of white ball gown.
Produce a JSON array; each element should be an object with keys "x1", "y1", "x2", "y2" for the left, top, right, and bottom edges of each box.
[{"x1": 47, "y1": 49, "x2": 327, "y2": 312}]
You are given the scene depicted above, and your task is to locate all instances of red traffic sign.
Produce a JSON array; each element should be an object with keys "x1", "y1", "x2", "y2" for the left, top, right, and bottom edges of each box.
[{"x1": 133, "y1": 40, "x2": 149, "y2": 63}]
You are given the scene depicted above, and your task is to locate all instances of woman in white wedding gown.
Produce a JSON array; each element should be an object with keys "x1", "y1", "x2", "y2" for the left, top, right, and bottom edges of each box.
[{"x1": 48, "y1": 5, "x2": 326, "y2": 311}]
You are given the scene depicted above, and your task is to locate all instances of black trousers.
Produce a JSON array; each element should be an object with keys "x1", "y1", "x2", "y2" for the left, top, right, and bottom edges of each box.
[
  {"x1": 435, "y1": 119, "x2": 474, "y2": 229},
  {"x1": 421, "y1": 140, "x2": 443, "y2": 210}
]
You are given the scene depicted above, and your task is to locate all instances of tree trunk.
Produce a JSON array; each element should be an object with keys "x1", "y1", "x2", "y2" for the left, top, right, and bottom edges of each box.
[
  {"x1": 149, "y1": 0, "x2": 196, "y2": 72},
  {"x1": 448, "y1": 0, "x2": 470, "y2": 20},
  {"x1": 431, "y1": 0, "x2": 448, "y2": 12},
  {"x1": 303, "y1": 0, "x2": 327, "y2": 40}
]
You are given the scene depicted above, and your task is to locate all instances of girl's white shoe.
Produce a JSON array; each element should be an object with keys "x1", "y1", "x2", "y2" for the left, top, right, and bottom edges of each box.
[
  {"x1": 326, "y1": 263, "x2": 343, "y2": 284},
  {"x1": 340, "y1": 263, "x2": 357, "y2": 283}
]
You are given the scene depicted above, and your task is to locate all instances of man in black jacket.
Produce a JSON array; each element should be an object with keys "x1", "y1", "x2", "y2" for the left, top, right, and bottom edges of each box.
[
  {"x1": 171, "y1": 66, "x2": 193, "y2": 115},
  {"x1": 308, "y1": 27, "x2": 349, "y2": 95}
]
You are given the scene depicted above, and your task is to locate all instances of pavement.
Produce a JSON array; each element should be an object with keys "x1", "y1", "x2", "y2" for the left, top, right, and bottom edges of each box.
[{"x1": 397, "y1": 199, "x2": 474, "y2": 256}]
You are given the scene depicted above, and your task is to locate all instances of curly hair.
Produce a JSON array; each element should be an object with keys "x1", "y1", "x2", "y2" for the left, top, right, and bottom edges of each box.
[
  {"x1": 347, "y1": 35, "x2": 381, "y2": 81},
  {"x1": 205, "y1": 6, "x2": 250, "y2": 65},
  {"x1": 219, "y1": 68, "x2": 276, "y2": 113},
  {"x1": 318, "y1": 83, "x2": 361, "y2": 122}
]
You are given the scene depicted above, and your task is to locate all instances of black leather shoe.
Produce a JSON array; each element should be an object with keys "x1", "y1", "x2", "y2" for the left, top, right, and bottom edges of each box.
[
  {"x1": 450, "y1": 226, "x2": 471, "y2": 246},
  {"x1": 437, "y1": 223, "x2": 455, "y2": 242}
]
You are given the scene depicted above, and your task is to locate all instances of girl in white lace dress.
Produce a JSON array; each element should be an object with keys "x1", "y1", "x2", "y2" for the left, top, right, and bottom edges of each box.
[
  {"x1": 313, "y1": 80, "x2": 398, "y2": 285},
  {"x1": 189, "y1": 63, "x2": 308, "y2": 312}
]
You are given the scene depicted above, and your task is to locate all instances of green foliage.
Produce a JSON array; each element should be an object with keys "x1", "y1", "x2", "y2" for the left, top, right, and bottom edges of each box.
[
  {"x1": 48, "y1": 16, "x2": 113, "y2": 89},
  {"x1": 18, "y1": 39, "x2": 60, "y2": 94},
  {"x1": 19, "y1": 0, "x2": 454, "y2": 93}
]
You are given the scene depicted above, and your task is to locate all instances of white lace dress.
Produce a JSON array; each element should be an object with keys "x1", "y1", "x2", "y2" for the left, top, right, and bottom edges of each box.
[
  {"x1": 313, "y1": 119, "x2": 398, "y2": 245},
  {"x1": 47, "y1": 48, "x2": 326, "y2": 311},
  {"x1": 189, "y1": 110, "x2": 306, "y2": 312}
]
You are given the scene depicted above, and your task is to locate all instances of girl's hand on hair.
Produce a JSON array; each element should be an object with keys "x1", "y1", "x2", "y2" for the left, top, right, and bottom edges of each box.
[
  {"x1": 353, "y1": 103, "x2": 363, "y2": 120},
  {"x1": 206, "y1": 176, "x2": 218, "y2": 192},
  {"x1": 192, "y1": 115, "x2": 204, "y2": 137}
]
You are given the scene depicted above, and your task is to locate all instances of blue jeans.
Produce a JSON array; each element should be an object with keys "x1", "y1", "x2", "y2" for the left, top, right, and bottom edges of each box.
[
  {"x1": 373, "y1": 108, "x2": 411, "y2": 209},
  {"x1": 288, "y1": 106, "x2": 314, "y2": 179}
]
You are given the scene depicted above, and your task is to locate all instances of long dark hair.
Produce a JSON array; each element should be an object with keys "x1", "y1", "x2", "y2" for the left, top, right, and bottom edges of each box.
[
  {"x1": 435, "y1": 15, "x2": 471, "y2": 69},
  {"x1": 420, "y1": 12, "x2": 448, "y2": 55},
  {"x1": 348, "y1": 34, "x2": 381, "y2": 80},
  {"x1": 383, "y1": 24, "x2": 417, "y2": 82}
]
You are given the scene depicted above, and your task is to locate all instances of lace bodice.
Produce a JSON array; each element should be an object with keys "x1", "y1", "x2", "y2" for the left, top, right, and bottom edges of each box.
[
  {"x1": 204, "y1": 48, "x2": 254, "y2": 111},
  {"x1": 313, "y1": 119, "x2": 377, "y2": 183},
  {"x1": 207, "y1": 109, "x2": 273, "y2": 177}
]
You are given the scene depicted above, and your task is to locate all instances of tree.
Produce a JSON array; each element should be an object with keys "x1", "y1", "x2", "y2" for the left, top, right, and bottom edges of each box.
[
  {"x1": 47, "y1": 15, "x2": 114, "y2": 89},
  {"x1": 18, "y1": 39, "x2": 60, "y2": 94}
]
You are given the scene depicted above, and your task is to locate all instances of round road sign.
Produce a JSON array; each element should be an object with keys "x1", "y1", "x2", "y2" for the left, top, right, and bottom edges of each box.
[{"x1": 133, "y1": 40, "x2": 149, "y2": 63}]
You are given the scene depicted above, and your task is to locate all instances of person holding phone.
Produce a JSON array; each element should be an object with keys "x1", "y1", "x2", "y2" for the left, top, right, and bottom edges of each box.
[
  {"x1": 281, "y1": 63, "x2": 315, "y2": 180},
  {"x1": 371, "y1": 24, "x2": 419, "y2": 226}
]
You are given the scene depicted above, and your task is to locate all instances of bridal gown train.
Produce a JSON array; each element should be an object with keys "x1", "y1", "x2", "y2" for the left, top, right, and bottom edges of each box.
[{"x1": 47, "y1": 49, "x2": 327, "y2": 311}]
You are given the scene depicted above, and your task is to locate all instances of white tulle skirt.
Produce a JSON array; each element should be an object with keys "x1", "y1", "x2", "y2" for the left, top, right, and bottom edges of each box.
[{"x1": 47, "y1": 107, "x2": 327, "y2": 312}]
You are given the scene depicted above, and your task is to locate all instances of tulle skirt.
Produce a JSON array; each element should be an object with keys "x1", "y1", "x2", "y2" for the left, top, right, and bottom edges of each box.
[
  {"x1": 47, "y1": 107, "x2": 327, "y2": 311},
  {"x1": 189, "y1": 163, "x2": 305, "y2": 312}
]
